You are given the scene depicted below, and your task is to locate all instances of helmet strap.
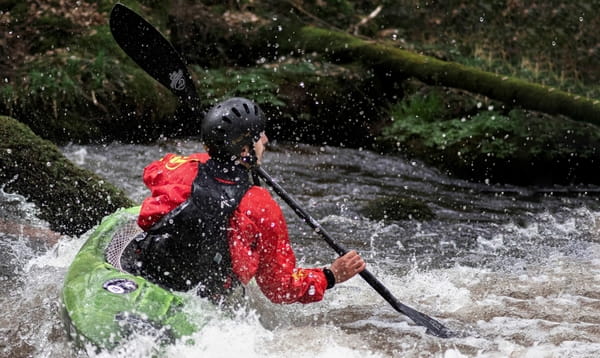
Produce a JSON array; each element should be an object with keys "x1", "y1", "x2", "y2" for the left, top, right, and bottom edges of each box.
[{"x1": 247, "y1": 147, "x2": 262, "y2": 186}]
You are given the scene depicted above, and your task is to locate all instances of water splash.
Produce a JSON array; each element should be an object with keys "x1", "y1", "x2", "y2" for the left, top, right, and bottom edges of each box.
[{"x1": 3, "y1": 142, "x2": 600, "y2": 357}]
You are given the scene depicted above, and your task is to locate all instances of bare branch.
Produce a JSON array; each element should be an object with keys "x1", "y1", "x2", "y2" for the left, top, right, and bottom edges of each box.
[{"x1": 351, "y1": 5, "x2": 383, "y2": 35}]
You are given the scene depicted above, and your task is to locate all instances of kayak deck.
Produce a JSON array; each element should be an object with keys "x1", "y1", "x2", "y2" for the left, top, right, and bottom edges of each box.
[{"x1": 61, "y1": 207, "x2": 197, "y2": 350}]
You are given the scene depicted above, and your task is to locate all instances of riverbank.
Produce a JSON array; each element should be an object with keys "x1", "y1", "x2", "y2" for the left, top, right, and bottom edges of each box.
[{"x1": 1, "y1": 0, "x2": 599, "y2": 185}]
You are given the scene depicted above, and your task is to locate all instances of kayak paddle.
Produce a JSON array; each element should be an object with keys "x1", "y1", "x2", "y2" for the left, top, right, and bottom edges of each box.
[{"x1": 108, "y1": 2, "x2": 454, "y2": 338}]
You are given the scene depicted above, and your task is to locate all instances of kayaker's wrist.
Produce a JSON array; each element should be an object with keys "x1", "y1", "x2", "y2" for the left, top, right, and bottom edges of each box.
[{"x1": 323, "y1": 267, "x2": 336, "y2": 289}]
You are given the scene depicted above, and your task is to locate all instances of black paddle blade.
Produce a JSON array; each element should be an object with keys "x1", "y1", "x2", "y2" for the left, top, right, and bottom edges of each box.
[
  {"x1": 359, "y1": 269, "x2": 455, "y2": 338},
  {"x1": 109, "y1": 3, "x2": 201, "y2": 113},
  {"x1": 394, "y1": 299, "x2": 455, "y2": 338}
]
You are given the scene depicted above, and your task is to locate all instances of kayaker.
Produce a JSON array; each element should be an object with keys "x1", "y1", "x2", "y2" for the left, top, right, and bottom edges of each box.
[{"x1": 124, "y1": 97, "x2": 366, "y2": 304}]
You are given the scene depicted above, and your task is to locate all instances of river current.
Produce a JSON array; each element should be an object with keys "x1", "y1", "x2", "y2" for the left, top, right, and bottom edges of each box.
[{"x1": 1, "y1": 139, "x2": 600, "y2": 357}]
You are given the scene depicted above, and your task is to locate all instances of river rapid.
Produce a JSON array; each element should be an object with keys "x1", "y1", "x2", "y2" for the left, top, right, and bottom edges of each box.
[{"x1": 2, "y1": 139, "x2": 600, "y2": 358}]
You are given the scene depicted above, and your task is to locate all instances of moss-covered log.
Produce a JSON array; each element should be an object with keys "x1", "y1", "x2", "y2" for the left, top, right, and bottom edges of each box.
[
  {"x1": 0, "y1": 116, "x2": 134, "y2": 236},
  {"x1": 288, "y1": 26, "x2": 600, "y2": 126}
]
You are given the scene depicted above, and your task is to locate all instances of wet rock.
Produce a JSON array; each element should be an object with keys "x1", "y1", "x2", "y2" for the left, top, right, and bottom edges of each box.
[
  {"x1": 0, "y1": 116, "x2": 134, "y2": 236},
  {"x1": 0, "y1": 219, "x2": 63, "y2": 247},
  {"x1": 362, "y1": 194, "x2": 434, "y2": 222}
]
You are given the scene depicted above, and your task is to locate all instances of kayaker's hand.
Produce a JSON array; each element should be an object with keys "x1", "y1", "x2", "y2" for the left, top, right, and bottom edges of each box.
[{"x1": 329, "y1": 250, "x2": 366, "y2": 284}]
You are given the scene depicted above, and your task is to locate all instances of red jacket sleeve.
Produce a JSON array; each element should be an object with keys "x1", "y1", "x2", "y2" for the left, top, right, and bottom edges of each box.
[
  {"x1": 138, "y1": 153, "x2": 209, "y2": 230},
  {"x1": 228, "y1": 186, "x2": 328, "y2": 304}
]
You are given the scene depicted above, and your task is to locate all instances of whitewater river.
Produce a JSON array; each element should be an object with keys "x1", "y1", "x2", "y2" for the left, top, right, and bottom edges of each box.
[{"x1": 2, "y1": 140, "x2": 600, "y2": 357}]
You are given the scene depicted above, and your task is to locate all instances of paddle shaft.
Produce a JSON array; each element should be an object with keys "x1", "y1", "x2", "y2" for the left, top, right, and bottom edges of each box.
[{"x1": 254, "y1": 166, "x2": 451, "y2": 338}]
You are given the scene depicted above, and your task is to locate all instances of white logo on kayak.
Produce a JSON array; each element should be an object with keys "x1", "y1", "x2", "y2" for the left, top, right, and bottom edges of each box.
[
  {"x1": 169, "y1": 69, "x2": 186, "y2": 91},
  {"x1": 103, "y1": 278, "x2": 138, "y2": 294}
]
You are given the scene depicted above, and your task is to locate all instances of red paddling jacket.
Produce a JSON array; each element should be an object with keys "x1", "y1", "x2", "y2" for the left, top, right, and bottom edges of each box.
[{"x1": 137, "y1": 153, "x2": 328, "y2": 303}]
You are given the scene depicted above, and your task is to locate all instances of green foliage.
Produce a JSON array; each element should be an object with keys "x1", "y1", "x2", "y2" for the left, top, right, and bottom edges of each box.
[
  {"x1": 385, "y1": 93, "x2": 444, "y2": 124},
  {"x1": 196, "y1": 66, "x2": 287, "y2": 107},
  {"x1": 199, "y1": 61, "x2": 331, "y2": 102},
  {"x1": 0, "y1": 45, "x2": 176, "y2": 142},
  {"x1": 380, "y1": 93, "x2": 600, "y2": 163},
  {"x1": 382, "y1": 95, "x2": 516, "y2": 158},
  {"x1": 446, "y1": 49, "x2": 600, "y2": 100}
]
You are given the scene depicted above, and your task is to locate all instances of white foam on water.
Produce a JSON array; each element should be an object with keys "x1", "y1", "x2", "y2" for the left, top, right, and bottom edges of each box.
[
  {"x1": 346, "y1": 263, "x2": 478, "y2": 319},
  {"x1": 0, "y1": 187, "x2": 45, "y2": 225},
  {"x1": 85, "y1": 301, "x2": 385, "y2": 358},
  {"x1": 0, "y1": 234, "x2": 89, "y2": 358},
  {"x1": 64, "y1": 146, "x2": 89, "y2": 166},
  {"x1": 5, "y1": 218, "x2": 600, "y2": 358},
  {"x1": 24, "y1": 234, "x2": 87, "y2": 272}
]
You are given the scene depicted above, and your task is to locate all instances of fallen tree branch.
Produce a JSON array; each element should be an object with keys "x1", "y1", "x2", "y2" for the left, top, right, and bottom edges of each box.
[{"x1": 289, "y1": 26, "x2": 600, "y2": 126}]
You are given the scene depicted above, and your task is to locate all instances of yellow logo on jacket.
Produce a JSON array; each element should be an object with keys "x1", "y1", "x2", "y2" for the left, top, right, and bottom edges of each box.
[
  {"x1": 291, "y1": 269, "x2": 307, "y2": 282},
  {"x1": 164, "y1": 155, "x2": 195, "y2": 170}
]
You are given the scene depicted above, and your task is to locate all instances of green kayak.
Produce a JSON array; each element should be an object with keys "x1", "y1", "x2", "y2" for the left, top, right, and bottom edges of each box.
[{"x1": 61, "y1": 206, "x2": 197, "y2": 350}]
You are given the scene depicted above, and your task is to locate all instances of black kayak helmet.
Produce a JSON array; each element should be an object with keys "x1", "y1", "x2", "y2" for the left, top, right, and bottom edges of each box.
[{"x1": 201, "y1": 97, "x2": 266, "y2": 162}]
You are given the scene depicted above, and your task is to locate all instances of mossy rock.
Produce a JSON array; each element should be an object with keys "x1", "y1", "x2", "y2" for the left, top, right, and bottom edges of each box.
[
  {"x1": 362, "y1": 195, "x2": 434, "y2": 222},
  {"x1": 0, "y1": 116, "x2": 134, "y2": 235}
]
